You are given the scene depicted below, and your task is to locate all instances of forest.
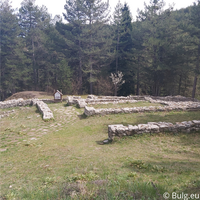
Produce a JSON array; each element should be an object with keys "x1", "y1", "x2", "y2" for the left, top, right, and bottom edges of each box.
[{"x1": 0, "y1": 0, "x2": 200, "y2": 101}]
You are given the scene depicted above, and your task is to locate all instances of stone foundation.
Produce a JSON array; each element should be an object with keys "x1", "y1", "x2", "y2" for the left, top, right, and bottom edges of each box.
[
  {"x1": 67, "y1": 96, "x2": 82, "y2": 106},
  {"x1": 35, "y1": 100, "x2": 54, "y2": 120},
  {"x1": 84, "y1": 100, "x2": 200, "y2": 116},
  {"x1": 67, "y1": 95, "x2": 199, "y2": 110},
  {"x1": 0, "y1": 98, "x2": 54, "y2": 120},
  {"x1": 108, "y1": 120, "x2": 200, "y2": 140},
  {"x1": 0, "y1": 98, "x2": 32, "y2": 109}
]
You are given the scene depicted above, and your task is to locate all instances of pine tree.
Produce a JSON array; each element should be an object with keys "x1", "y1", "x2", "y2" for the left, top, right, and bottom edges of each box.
[
  {"x1": 137, "y1": 0, "x2": 183, "y2": 96},
  {"x1": 63, "y1": 0, "x2": 86, "y2": 94},
  {"x1": 63, "y1": 0, "x2": 111, "y2": 94},
  {"x1": 132, "y1": 20, "x2": 145, "y2": 95},
  {"x1": 190, "y1": 0, "x2": 200, "y2": 98},
  {"x1": 112, "y1": 0, "x2": 123, "y2": 73},
  {"x1": 117, "y1": 3, "x2": 134, "y2": 96},
  {"x1": 18, "y1": 0, "x2": 51, "y2": 90},
  {"x1": 0, "y1": 1, "x2": 23, "y2": 100},
  {"x1": 81, "y1": 0, "x2": 111, "y2": 94}
]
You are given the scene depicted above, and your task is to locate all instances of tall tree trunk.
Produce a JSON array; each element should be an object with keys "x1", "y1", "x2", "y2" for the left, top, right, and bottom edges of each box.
[
  {"x1": 90, "y1": 71, "x2": 93, "y2": 94},
  {"x1": 114, "y1": 85, "x2": 117, "y2": 96},
  {"x1": 192, "y1": 76, "x2": 198, "y2": 98},
  {"x1": 32, "y1": 37, "x2": 37, "y2": 91},
  {"x1": 178, "y1": 74, "x2": 182, "y2": 95},
  {"x1": 79, "y1": 59, "x2": 83, "y2": 95},
  {"x1": 0, "y1": 59, "x2": 2, "y2": 100},
  {"x1": 136, "y1": 56, "x2": 140, "y2": 95},
  {"x1": 153, "y1": 45, "x2": 158, "y2": 96},
  {"x1": 116, "y1": 28, "x2": 120, "y2": 72},
  {"x1": 89, "y1": 41, "x2": 93, "y2": 94},
  {"x1": 89, "y1": 13, "x2": 93, "y2": 95},
  {"x1": 78, "y1": 39, "x2": 83, "y2": 95},
  {"x1": 192, "y1": 39, "x2": 200, "y2": 98},
  {"x1": 89, "y1": 45, "x2": 93, "y2": 94}
]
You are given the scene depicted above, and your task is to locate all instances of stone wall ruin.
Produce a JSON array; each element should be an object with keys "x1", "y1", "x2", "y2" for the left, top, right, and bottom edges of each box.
[
  {"x1": 1, "y1": 95, "x2": 200, "y2": 139},
  {"x1": 84, "y1": 99, "x2": 200, "y2": 116},
  {"x1": 33, "y1": 99, "x2": 54, "y2": 120},
  {"x1": 0, "y1": 98, "x2": 54, "y2": 120},
  {"x1": 108, "y1": 120, "x2": 200, "y2": 140},
  {"x1": 65, "y1": 95, "x2": 200, "y2": 141},
  {"x1": 0, "y1": 98, "x2": 32, "y2": 109}
]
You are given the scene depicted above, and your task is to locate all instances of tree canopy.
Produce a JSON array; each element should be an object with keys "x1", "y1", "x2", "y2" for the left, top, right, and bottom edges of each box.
[{"x1": 0, "y1": 0, "x2": 200, "y2": 100}]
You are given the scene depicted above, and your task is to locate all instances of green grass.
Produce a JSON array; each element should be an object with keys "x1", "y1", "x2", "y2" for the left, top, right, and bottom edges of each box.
[
  {"x1": 0, "y1": 102, "x2": 200, "y2": 199},
  {"x1": 87, "y1": 101, "x2": 163, "y2": 109}
]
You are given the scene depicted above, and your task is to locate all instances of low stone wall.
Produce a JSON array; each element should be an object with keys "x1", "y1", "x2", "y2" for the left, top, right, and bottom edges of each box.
[
  {"x1": 66, "y1": 95, "x2": 144, "y2": 108},
  {"x1": 86, "y1": 95, "x2": 145, "y2": 103},
  {"x1": 76, "y1": 99, "x2": 87, "y2": 108},
  {"x1": 0, "y1": 98, "x2": 54, "y2": 121},
  {"x1": 67, "y1": 95, "x2": 199, "y2": 108},
  {"x1": 67, "y1": 96, "x2": 82, "y2": 106},
  {"x1": 84, "y1": 101, "x2": 200, "y2": 116},
  {"x1": 0, "y1": 98, "x2": 32, "y2": 109},
  {"x1": 35, "y1": 100, "x2": 54, "y2": 120},
  {"x1": 150, "y1": 95, "x2": 198, "y2": 102},
  {"x1": 0, "y1": 98, "x2": 55, "y2": 109},
  {"x1": 108, "y1": 120, "x2": 200, "y2": 140},
  {"x1": 87, "y1": 95, "x2": 198, "y2": 102}
]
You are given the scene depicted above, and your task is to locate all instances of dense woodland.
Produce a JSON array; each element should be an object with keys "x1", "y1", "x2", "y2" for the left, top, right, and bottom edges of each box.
[{"x1": 0, "y1": 0, "x2": 200, "y2": 100}]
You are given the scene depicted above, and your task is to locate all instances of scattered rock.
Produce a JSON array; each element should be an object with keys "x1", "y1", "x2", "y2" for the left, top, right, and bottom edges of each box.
[
  {"x1": 103, "y1": 139, "x2": 113, "y2": 144},
  {"x1": 30, "y1": 137, "x2": 37, "y2": 140},
  {"x1": 0, "y1": 148, "x2": 7, "y2": 152}
]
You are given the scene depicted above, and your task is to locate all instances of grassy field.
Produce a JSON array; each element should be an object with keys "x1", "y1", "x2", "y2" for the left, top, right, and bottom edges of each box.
[
  {"x1": 0, "y1": 101, "x2": 200, "y2": 199},
  {"x1": 87, "y1": 101, "x2": 164, "y2": 109}
]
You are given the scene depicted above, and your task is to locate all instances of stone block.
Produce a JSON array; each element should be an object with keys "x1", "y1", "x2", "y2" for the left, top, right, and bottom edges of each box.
[
  {"x1": 175, "y1": 122, "x2": 187, "y2": 130},
  {"x1": 116, "y1": 126, "x2": 128, "y2": 136},
  {"x1": 122, "y1": 108, "x2": 131, "y2": 113},
  {"x1": 192, "y1": 120, "x2": 200, "y2": 125},
  {"x1": 108, "y1": 124, "x2": 123, "y2": 139},
  {"x1": 156, "y1": 122, "x2": 173, "y2": 132},
  {"x1": 138, "y1": 124, "x2": 150, "y2": 133},
  {"x1": 36, "y1": 100, "x2": 54, "y2": 120},
  {"x1": 148, "y1": 124, "x2": 160, "y2": 133},
  {"x1": 84, "y1": 106, "x2": 95, "y2": 116},
  {"x1": 128, "y1": 125, "x2": 139, "y2": 135},
  {"x1": 77, "y1": 99, "x2": 87, "y2": 108}
]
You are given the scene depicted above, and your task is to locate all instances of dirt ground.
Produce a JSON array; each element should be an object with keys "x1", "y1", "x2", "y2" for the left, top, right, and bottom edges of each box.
[{"x1": 5, "y1": 91, "x2": 53, "y2": 100}]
